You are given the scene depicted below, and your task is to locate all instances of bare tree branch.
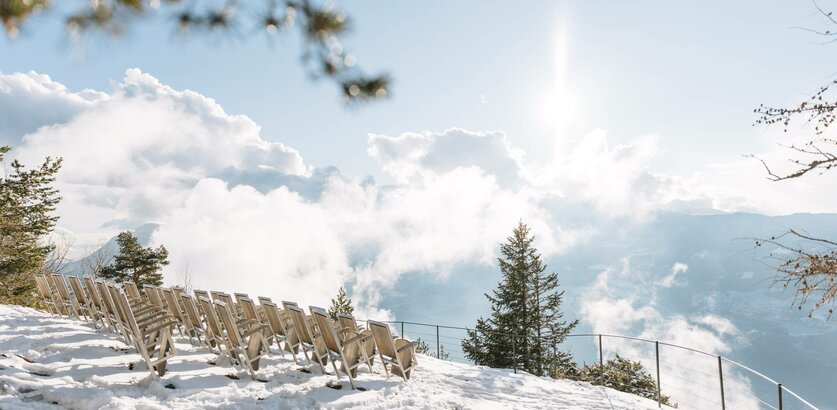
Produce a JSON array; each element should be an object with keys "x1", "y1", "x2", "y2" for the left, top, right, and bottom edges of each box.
[{"x1": 754, "y1": 230, "x2": 837, "y2": 318}]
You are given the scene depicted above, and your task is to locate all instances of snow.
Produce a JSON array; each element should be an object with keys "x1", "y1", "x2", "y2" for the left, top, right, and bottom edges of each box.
[{"x1": 0, "y1": 305, "x2": 665, "y2": 409}]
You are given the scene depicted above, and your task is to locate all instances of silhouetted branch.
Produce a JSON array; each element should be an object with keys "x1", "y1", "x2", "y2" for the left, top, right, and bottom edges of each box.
[
  {"x1": 755, "y1": 230, "x2": 837, "y2": 318},
  {"x1": 1, "y1": 0, "x2": 390, "y2": 104}
]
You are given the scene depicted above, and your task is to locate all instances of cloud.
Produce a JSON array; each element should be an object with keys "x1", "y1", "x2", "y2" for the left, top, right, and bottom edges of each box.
[
  {"x1": 0, "y1": 71, "x2": 106, "y2": 146},
  {"x1": 368, "y1": 128, "x2": 526, "y2": 187},
  {"x1": 4, "y1": 67, "x2": 832, "y2": 330},
  {"x1": 659, "y1": 262, "x2": 688, "y2": 288},
  {"x1": 3, "y1": 69, "x2": 600, "y2": 320},
  {"x1": 10, "y1": 68, "x2": 307, "y2": 235}
]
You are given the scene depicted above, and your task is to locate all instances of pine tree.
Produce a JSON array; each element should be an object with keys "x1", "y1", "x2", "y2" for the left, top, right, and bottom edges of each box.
[
  {"x1": 328, "y1": 286, "x2": 354, "y2": 321},
  {"x1": 99, "y1": 231, "x2": 169, "y2": 286},
  {"x1": 0, "y1": 146, "x2": 62, "y2": 307},
  {"x1": 576, "y1": 355, "x2": 677, "y2": 407},
  {"x1": 415, "y1": 338, "x2": 450, "y2": 360},
  {"x1": 462, "y1": 221, "x2": 577, "y2": 377}
]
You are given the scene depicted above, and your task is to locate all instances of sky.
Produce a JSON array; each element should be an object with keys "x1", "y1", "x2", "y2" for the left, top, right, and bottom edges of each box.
[
  {"x1": 2, "y1": 2, "x2": 836, "y2": 406},
  {"x1": 2, "y1": 0, "x2": 836, "y2": 306}
]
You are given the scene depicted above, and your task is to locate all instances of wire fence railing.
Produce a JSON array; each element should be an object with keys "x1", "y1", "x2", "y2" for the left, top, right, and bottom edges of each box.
[{"x1": 370, "y1": 320, "x2": 819, "y2": 410}]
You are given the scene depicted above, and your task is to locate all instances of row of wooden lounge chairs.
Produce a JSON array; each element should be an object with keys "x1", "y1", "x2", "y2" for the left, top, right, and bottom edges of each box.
[{"x1": 32, "y1": 273, "x2": 417, "y2": 390}]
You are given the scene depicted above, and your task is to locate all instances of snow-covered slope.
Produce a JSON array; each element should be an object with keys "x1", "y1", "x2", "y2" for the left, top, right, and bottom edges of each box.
[{"x1": 0, "y1": 305, "x2": 662, "y2": 409}]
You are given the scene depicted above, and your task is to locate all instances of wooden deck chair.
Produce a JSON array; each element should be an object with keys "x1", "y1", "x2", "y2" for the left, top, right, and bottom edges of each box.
[
  {"x1": 161, "y1": 288, "x2": 189, "y2": 337},
  {"x1": 112, "y1": 289, "x2": 177, "y2": 377},
  {"x1": 109, "y1": 283, "x2": 170, "y2": 341},
  {"x1": 123, "y1": 282, "x2": 143, "y2": 302},
  {"x1": 106, "y1": 283, "x2": 146, "y2": 344},
  {"x1": 214, "y1": 292, "x2": 237, "y2": 315},
  {"x1": 239, "y1": 297, "x2": 284, "y2": 357},
  {"x1": 178, "y1": 294, "x2": 207, "y2": 346},
  {"x1": 310, "y1": 306, "x2": 369, "y2": 389},
  {"x1": 280, "y1": 301, "x2": 303, "y2": 355},
  {"x1": 192, "y1": 289, "x2": 212, "y2": 320},
  {"x1": 50, "y1": 273, "x2": 79, "y2": 318},
  {"x1": 337, "y1": 313, "x2": 375, "y2": 370},
  {"x1": 197, "y1": 296, "x2": 229, "y2": 356},
  {"x1": 143, "y1": 285, "x2": 165, "y2": 308},
  {"x1": 238, "y1": 297, "x2": 259, "y2": 322},
  {"x1": 97, "y1": 281, "x2": 132, "y2": 343},
  {"x1": 368, "y1": 320, "x2": 418, "y2": 381},
  {"x1": 214, "y1": 300, "x2": 270, "y2": 379},
  {"x1": 67, "y1": 275, "x2": 96, "y2": 324},
  {"x1": 286, "y1": 304, "x2": 324, "y2": 372},
  {"x1": 84, "y1": 276, "x2": 112, "y2": 330},
  {"x1": 194, "y1": 289, "x2": 211, "y2": 301},
  {"x1": 33, "y1": 274, "x2": 61, "y2": 316},
  {"x1": 233, "y1": 292, "x2": 249, "y2": 316},
  {"x1": 260, "y1": 301, "x2": 296, "y2": 356}
]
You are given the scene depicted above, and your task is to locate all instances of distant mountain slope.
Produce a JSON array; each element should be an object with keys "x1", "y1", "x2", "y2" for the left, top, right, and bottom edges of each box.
[{"x1": 61, "y1": 223, "x2": 159, "y2": 277}]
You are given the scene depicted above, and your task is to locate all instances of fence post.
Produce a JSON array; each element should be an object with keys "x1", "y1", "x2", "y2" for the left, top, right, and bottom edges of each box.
[
  {"x1": 436, "y1": 325, "x2": 440, "y2": 358},
  {"x1": 778, "y1": 384, "x2": 783, "y2": 410},
  {"x1": 655, "y1": 341, "x2": 661, "y2": 408},
  {"x1": 512, "y1": 335, "x2": 517, "y2": 374},
  {"x1": 718, "y1": 356, "x2": 726, "y2": 410},
  {"x1": 598, "y1": 334, "x2": 604, "y2": 386}
]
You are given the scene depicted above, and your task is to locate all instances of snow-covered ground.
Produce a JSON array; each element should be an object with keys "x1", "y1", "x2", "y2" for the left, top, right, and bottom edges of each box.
[{"x1": 0, "y1": 305, "x2": 664, "y2": 409}]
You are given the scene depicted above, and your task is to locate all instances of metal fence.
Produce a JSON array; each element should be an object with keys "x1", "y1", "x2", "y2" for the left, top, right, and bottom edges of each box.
[{"x1": 371, "y1": 320, "x2": 818, "y2": 410}]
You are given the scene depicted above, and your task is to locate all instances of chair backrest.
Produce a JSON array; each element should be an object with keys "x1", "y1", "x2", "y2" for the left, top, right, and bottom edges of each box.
[
  {"x1": 144, "y1": 285, "x2": 164, "y2": 307},
  {"x1": 106, "y1": 283, "x2": 133, "y2": 343},
  {"x1": 106, "y1": 283, "x2": 129, "y2": 323},
  {"x1": 172, "y1": 287, "x2": 184, "y2": 301},
  {"x1": 310, "y1": 306, "x2": 341, "y2": 354},
  {"x1": 83, "y1": 276, "x2": 103, "y2": 309},
  {"x1": 337, "y1": 313, "x2": 359, "y2": 337},
  {"x1": 67, "y1": 275, "x2": 87, "y2": 305},
  {"x1": 179, "y1": 294, "x2": 204, "y2": 330},
  {"x1": 50, "y1": 273, "x2": 72, "y2": 300},
  {"x1": 286, "y1": 305, "x2": 314, "y2": 345},
  {"x1": 112, "y1": 288, "x2": 141, "y2": 336},
  {"x1": 214, "y1": 300, "x2": 243, "y2": 347},
  {"x1": 33, "y1": 274, "x2": 54, "y2": 300},
  {"x1": 95, "y1": 280, "x2": 117, "y2": 318},
  {"x1": 194, "y1": 289, "x2": 211, "y2": 301},
  {"x1": 197, "y1": 296, "x2": 224, "y2": 339},
  {"x1": 124, "y1": 282, "x2": 142, "y2": 301},
  {"x1": 369, "y1": 320, "x2": 398, "y2": 358},
  {"x1": 234, "y1": 292, "x2": 249, "y2": 306},
  {"x1": 216, "y1": 292, "x2": 235, "y2": 307},
  {"x1": 257, "y1": 296, "x2": 273, "y2": 305},
  {"x1": 161, "y1": 288, "x2": 185, "y2": 321},
  {"x1": 209, "y1": 290, "x2": 223, "y2": 302},
  {"x1": 239, "y1": 297, "x2": 259, "y2": 322},
  {"x1": 281, "y1": 300, "x2": 298, "y2": 311},
  {"x1": 261, "y1": 301, "x2": 287, "y2": 336}
]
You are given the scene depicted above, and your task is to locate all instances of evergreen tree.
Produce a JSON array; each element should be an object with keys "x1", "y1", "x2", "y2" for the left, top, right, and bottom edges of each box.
[
  {"x1": 462, "y1": 221, "x2": 577, "y2": 376},
  {"x1": 99, "y1": 231, "x2": 169, "y2": 286},
  {"x1": 576, "y1": 355, "x2": 677, "y2": 407},
  {"x1": 328, "y1": 286, "x2": 354, "y2": 321},
  {"x1": 0, "y1": 146, "x2": 62, "y2": 307},
  {"x1": 415, "y1": 338, "x2": 450, "y2": 361}
]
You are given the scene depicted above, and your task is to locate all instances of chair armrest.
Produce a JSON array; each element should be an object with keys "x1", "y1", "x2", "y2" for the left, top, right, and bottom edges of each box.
[
  {"x1": 396, "y1": 341, "x2": 417, "y2": 353},
  {"x1": 344, "y1": 333, "x2": 366, "y2": 346},
  {"x1": 142, "y1": 319, "x2": 178, "y2": 335},
  {"x1": 241, "y1": 324, "x2": 268, "y2": 337}
]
